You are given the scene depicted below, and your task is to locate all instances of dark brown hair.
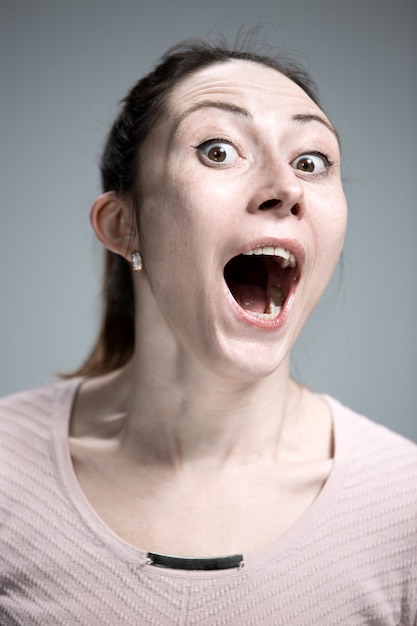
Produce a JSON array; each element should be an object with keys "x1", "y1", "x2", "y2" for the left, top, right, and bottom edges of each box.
[{"x1": 67, "y1": 38, "x2": 322, "y2": 378}]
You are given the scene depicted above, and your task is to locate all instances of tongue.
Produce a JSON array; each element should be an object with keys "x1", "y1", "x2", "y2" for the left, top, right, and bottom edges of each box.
[{"x1": 229, "y1": 281, "x2": 267, "y2": 314}]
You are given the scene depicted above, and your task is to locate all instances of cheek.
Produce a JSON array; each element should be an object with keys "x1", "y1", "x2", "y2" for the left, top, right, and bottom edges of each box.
[
  {"x1": 309, "y1": 189, "x2": 347, "y2": 288},
  {"x1": 138, "y1": 182, "x2": 210, "y2": 307},
  {"x1": 329, "y1": 192, "x2": 348, "y2": 257},
  {"x1": 325, "y1": 209, "x2": 347, "y2": 260}
]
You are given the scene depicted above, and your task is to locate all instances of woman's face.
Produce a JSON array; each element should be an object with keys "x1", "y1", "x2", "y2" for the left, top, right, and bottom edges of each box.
[{"x1": 135, "y1": 60, "x2": 347, "y2": 380}]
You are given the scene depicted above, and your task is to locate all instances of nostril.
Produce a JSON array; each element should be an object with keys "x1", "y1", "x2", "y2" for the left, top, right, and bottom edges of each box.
[
  {"x1": 259, "y1": 199, "x2": 281, "y2": 210},
  {"x1": 291, "y1": 204, "x2": 300, "y2": 216}
]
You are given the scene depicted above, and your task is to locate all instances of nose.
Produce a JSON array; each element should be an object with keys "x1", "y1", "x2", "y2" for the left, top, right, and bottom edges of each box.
[{"x1": 252, "y1": 162, "x2": 305, "y2": 219}]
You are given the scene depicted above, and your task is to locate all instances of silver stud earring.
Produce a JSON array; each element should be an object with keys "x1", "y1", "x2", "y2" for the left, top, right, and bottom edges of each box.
[{"x1": 131, "y1": 251, "x2": 143, "y2": 272}]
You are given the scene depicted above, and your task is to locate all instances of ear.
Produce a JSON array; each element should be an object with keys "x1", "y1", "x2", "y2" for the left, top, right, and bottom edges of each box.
[{"x1": 90, "y1": 192, "x2": 138, "y2": 259}]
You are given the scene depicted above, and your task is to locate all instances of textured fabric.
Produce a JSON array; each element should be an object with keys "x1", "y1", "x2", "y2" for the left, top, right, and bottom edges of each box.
[{"x1": 0, "y1": 379, "x2": 416, "y2": 625}]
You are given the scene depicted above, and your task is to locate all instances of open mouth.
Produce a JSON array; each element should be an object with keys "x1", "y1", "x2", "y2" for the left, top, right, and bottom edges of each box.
[{"x1": 224, "y1": 245, "x2": 299, "y2": 321}]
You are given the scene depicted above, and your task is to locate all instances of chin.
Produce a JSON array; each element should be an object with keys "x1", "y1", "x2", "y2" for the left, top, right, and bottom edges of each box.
[{"x1": 200, "y1": 336, "x2": 291, "y2": 384}]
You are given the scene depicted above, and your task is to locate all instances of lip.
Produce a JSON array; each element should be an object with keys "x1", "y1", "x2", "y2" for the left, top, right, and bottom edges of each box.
[{"x1": 223, "y1": 237, "x2": 305, "y2": 330}]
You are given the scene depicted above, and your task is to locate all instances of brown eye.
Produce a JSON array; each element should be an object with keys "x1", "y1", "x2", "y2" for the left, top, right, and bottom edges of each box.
[
  {"x1": 197, "y1": 140, "x2": 239, "y2": 166},
  {"x1": 296, "y1": 157, "x2": 315, "y2": 172},
  {"x1": 291, "y1": 152, "x2": 330, "y2": 174},
  {"x1": 207, "y1": 146, "x2": 227, "y2": 162}
]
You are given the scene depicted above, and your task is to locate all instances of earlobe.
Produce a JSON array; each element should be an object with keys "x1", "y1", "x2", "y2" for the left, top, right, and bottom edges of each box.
[{"x1": 90, "y1": 191, "x2": 138, "y2": 259}]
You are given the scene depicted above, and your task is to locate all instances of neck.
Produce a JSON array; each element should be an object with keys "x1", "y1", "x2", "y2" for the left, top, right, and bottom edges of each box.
[{"x1": 95, "y1": 346, "x2": 303, "y2": 471}]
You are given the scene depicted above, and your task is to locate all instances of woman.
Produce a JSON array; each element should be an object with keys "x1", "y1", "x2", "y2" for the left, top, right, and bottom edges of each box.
[{"x1": 1, "y1": 40, "x2": 416, "y2": 625}]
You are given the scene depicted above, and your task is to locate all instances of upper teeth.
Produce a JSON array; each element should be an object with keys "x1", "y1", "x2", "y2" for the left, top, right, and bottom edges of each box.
[{"x1": 243, "y1": 246, "x2": 296, "y2": 268}]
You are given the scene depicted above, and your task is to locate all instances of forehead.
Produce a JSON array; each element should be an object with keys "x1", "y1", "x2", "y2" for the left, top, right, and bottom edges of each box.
[{"x1": 166, "y1": 59, "x2": 326, "y2": 121}]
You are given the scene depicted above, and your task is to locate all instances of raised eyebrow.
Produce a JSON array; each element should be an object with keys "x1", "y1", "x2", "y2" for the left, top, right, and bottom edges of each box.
[
  {"x1": 169, "y1": 103, "x2": 340, "y2": 145},
  {"x1": 291, "y1": 113, "x2": 340, "y2": 144},
  {"x1": 170, "y1": 100, "x2": 252, "y2": 141}
]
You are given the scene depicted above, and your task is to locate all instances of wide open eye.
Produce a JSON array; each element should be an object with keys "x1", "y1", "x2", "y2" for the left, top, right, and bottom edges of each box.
[
  {"x1": 196, "y1": 139, "x2": 239, "y2": 166},
  {"x1": 291, "y1": 152, "x2": 331, "y2": 174}
]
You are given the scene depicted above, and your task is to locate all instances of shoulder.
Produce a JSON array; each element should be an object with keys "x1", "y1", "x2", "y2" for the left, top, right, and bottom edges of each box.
[
  {"x1": 325, "y1": 395, "x2": 417, "y2": 543},
  {"x1": 326, "y1": 394, "x2": 417, "y2": 466},
  {"x1": 0, "y1": 379, "x2": 81, "y2": 461},
  {"x1": 0, "y1": 379, "x2": 82, "y2": 533},
  {"x1": 319, "y1": 397, "x2": 417, "y2": 611},
  {"x1": 328, "y1": 395, "x2": 417, "y2": 495},
  {"x1": 0, "y1": 381, "x2": 56, "y2": 420},
  {"x1": 0, "y1": 380, "x2": 69, "y2": 431},
  {"x1": 0, "y1": 378, "x2": 81, "y2": 416}
]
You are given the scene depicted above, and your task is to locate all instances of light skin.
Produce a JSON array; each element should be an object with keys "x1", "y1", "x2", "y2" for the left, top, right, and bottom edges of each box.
[{"x1": 70, "y1": 60, "x2": 347, "y2": 557}]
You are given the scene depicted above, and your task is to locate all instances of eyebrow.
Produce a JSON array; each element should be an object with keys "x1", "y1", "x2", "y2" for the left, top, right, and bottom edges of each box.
[
  {"x1": 290, "y1": 113, "x2": 340, "y2": 143},
  {"x1": 170, "y1": 100, "x2": 339, "y2": 145},
  {"x1": 170, "y1": 100, "x2": 252, "y2": 141}
]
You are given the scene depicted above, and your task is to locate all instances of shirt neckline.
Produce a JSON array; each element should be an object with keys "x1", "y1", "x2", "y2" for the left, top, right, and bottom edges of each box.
[{"x1": 51, "y1": 377, "x2": 352, "y2": 579}]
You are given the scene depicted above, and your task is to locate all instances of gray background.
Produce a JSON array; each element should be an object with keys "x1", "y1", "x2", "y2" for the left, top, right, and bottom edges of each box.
[{"x1": 1, "y1": 0, "x2": 416, "y2": 441}]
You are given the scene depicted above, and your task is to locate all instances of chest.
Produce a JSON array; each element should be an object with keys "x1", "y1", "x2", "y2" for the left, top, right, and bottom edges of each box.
[{"x1": 70, "y1": 446, "x2": 332, "y2": 557}]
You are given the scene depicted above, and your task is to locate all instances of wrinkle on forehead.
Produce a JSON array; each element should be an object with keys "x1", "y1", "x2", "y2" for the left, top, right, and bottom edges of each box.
[
  {"x1": 167, "y1": 59, "x2": 331, "y2": 130},
  {"x1": 164, "y1": 60, "x2": 336, "y2": 146},
  {"x1": 170, "y1": 60, "x2": 324, "y2": 116}
]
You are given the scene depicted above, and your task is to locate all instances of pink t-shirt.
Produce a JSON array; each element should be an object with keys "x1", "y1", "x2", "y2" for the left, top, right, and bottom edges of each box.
[{"x1": 1, "y1": 379, "x2": 416, "y2": 625}]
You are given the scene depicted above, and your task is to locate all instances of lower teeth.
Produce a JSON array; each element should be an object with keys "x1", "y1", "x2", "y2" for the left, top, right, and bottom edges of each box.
[
  {"x1": 264, "y1": 286, "x2": 284, "y2": 317},
  {"x1": 251, "y1": 304, "x2": 282, "y2": 320}
]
